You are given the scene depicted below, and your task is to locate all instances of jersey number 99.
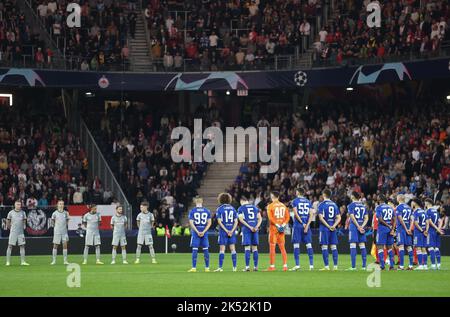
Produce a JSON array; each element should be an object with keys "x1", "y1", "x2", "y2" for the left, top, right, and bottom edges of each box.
[{"x1": 194, "y1": 213, "x2": 208, "y2": 225}]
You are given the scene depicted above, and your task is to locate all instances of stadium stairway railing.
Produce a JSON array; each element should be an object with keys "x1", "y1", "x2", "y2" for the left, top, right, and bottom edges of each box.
[{"x1": 77, "y1": 119, "x2": 133, "y2": 228}]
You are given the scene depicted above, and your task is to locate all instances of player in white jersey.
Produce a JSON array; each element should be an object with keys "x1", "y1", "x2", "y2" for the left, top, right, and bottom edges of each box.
[
  {"x1": 111, "y1": 205, "x2": 128, "y2": 264},
  {"x1": 82, "y1": 205, "x2": 103, "y2": 265},
  {"x1": 6, "y1": 200, "x2": 29, "y2": 266},
  {"x1": 51, "y1": 200, "x2": 70, "y2": 265},
  {"x1": 135, "y1": 201, "x2": 157, "y2": 264}
]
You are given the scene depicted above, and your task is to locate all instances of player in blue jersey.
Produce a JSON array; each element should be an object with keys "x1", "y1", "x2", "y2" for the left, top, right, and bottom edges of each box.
[
  {"x1": 290, "y1": 187, "x2": 314, "y2": 271},
  {"x1": 424, "y1": 198, "x2": 444, "y2": 270},
  {"x1": 237, "y1": 197, "x2": 262, "y2": 272},
  {"x1": 411, "y1": 199, "x2": 428, "y2": 270},
  {"x1": 317, "y1": 189, "x2": 341, "y2": 271},
  {"x1": 215, "y1": 193, "x2": 239, "y2": 272},
  {"x1": 188, "y1": 196, "x2": 212, "y2": 272},
  {"x1": 375, "y1": 195, "x2": 396, "y2": 270},
  {"x1": 395, "y1": 194, "x2": 414, "y2": 270},
  {"x1": 346, "y1": 191, "x2": 369, "y2": 271}
]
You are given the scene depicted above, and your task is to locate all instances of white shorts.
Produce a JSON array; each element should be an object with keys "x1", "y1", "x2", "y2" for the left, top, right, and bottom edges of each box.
[
  {"x1": 9, "y1": 233, "x2": 25, "y2": 246},
  {"x1": 112, "y1": 235, "x2": 127, "y2": 246},
  {"x1": 53, "y1": 233, "x2": 69, "y2": 245},
  {"x1": 85, "y1": 231, "x2": 101, "y2": 246},
  {"x1": 137, "y1": 234, "x2": 153, "y2": 246}
]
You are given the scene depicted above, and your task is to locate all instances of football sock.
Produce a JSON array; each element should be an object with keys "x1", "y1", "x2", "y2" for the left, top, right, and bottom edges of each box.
[
  {"x1": 245, "y1": 249, "x2": 251, "y2": 267},
  {"x1": 388, "y1": 249, "x2": 394, "y2": 268},
  {"x1": 293, "y1": 244, "x2": 300, "y2": 266},
  {"x1": 378, "y1": 250, "x2": 385, "y2": 269},
  {"x1": 149, "y1": 245, "x2": 156, "y2": 259},
  {"x1": 253, "y1": 250, "x2": 259, "y2": 268},
  {"x1": 331, "y1": 246, "x2": 338, "y2": 266},
  {"x1": 279, "y1": 243, "x2": 287, "y2": 265},
  {"x1": 306, "y1": 244, "x2": 314, "y2": 266},
  {"x1": 399, "y1": 249, "x2": 405, "y2": 267},
  {"x1": 191, "y1": 248, "x2": 198, "y2": 268},
  {"x1": 6, "y1": 246, "x2": 11, "y2": 263},
  {"x1": 423, "y1": 251, "x2": 428, "y2": 266},
  {"x1": 269, "y1": 244, "x2": 276, "y2": 266},
  {"x1": 203, "y1": 248, "x2": 210, "y2": 268},
  {"x1": 83, "y1": 246, "x2": 89, "y2": 261},
  {"x1": 429, "y1": 248, "x2": 436, "y2": 265},
  {"x1": 407, "y1": 247, "x2": 414, "y2": 266},
  {"x1": 436, "y1": 249, "x2": 441, "y2": 265},
  {"x1": 20, "y1": 246, "x2": 26, "y2": 263},
  {"x1": 52, "y1": 248, "x2": 57, "y2": 262},
  {"x1": 350, "y1": 245, "x2": 356, "y2": 268},
  {"x1": 360, "y1": 245, "x2": 367, "y2": 268},
  {"x1": 95, "y1": 246, "x2": 101, "y2": 261},
  {"x1": 218, "y1": 252, "x2": 225, "y2": 268},
  {"x1": 63, "y1": 248, "x2": 68, "y2": 262},
  {"x1": 417, "y1": 250, "x2": 422, "y2": 266},
  {"x1": 136, "y1": 245, "x2": 141, "y2": 259},
  {"x1": 231, "y1": 251, "x2": 237, "y2": 268},
  {"x1": 322, "y1": 246, "x2": 329, "y2": 267}
]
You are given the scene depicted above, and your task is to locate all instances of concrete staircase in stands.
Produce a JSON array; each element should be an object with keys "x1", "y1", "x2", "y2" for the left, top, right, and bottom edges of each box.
[
  {"x1": 128, "y1": 8, "x2": 152, "y2": 72},
  {"x1": 183, "y1": 140, "x2": 247, "y2": 222}
]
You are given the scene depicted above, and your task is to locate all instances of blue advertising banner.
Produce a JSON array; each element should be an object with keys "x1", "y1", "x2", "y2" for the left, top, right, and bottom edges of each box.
[{"x1": 0, "y1": 57, "x2": 449, "y2": 91}]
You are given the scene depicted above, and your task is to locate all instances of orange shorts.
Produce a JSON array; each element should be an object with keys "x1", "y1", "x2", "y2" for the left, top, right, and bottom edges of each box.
[{"x1": 269, "y1": 231, "x2": 285, "y2": 245}]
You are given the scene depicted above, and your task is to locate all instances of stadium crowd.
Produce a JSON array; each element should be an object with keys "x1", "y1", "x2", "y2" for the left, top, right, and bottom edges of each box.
[
  {"x1": 0, "y1": 0, "x2": 52, "y2": 68},
  {"x1": 145, "y1": 0, "x2": 322, "y2": 71},
  {"x1": 0, "y1": 103, "x2": 114, "y2": 209},
  {"x1": 2, "y1": 0, "x2": 449, "y2": 71},
  {"x1": 31, "y1": 0, "x2": 132, "y2": 70},
  {"x1": 83, "y1": 103, "x2": 227, "y2": 226},
  {"x1": 227, "y1": 101, "x2": 450, "y2": 232},
  {"x1": 313, "y1": 0, "x2": 450, "y2": 66}
]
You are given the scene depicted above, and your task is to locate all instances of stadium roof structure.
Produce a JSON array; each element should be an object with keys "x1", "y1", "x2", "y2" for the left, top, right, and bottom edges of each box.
[{"x1": 0, "y1": 57, "x2": 449, "y2": 92}]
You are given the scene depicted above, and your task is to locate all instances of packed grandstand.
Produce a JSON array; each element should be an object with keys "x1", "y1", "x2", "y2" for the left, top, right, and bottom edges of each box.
[
  {"x1": 1, "y1": 0, "x2": 448, "y2": 71},
  {"x1": 0, "y1": 0, "x2": 448, "y2": 233}
]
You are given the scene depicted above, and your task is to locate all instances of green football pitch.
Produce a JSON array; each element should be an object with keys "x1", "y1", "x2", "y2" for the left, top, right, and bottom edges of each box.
[{"x1": 0, "y1": 253, "x2": 449, "y2": 296}]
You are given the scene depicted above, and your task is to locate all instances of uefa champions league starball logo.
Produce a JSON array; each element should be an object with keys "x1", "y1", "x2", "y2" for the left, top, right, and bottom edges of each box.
[{"x1": 294, "y1": 71, "x2": 307, "y2": 87}]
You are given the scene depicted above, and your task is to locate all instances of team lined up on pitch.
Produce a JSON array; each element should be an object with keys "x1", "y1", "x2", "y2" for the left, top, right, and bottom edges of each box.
[
  {"x1": 4, "y1": 188, "x2": 444, "y2": 271},
  {"x1": 187, "y1": 188, "x2": 443, "y2": 272}
]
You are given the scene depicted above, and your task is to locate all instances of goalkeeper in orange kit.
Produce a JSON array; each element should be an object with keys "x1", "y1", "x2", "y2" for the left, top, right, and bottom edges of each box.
[{"x1": 266, "y1": 191, "x2": 290, "y2": 271}]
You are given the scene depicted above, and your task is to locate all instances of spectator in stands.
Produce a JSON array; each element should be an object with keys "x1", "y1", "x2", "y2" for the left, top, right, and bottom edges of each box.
[
  {"x1": 0, "y1": 102, "x2": 101, "y2": 208},
  {"x1": 228, "y1": 101, "x2": 449, "y2": 229}
]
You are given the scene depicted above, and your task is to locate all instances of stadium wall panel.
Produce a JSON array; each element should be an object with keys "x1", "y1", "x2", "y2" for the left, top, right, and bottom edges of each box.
[
  {"x1": 0, "y1": 57, "x2": 449, "y2": 90},
  {"x1": 1, "y1": 235, "x2": 449, "y2": 256}
]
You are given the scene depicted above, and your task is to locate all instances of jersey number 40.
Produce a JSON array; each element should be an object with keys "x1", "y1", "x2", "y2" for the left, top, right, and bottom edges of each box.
[{"x1": 274, "y1": 207, "x2": 286, "y2": 219}]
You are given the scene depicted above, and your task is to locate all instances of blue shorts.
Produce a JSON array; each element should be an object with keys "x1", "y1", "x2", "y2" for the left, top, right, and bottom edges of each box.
[
  {"x1": 413, "y1": 231, "x2": 426, "y2": 248},
  {"x1": 319, "y1": 227, "x2": 338, "y2": 245},
  {"x1": 376, "y1": 226, "x2": 394, "y2": 246},
  {"x1": 190, "y1": 232, "x2": 209, "y2": 249},
  {"x1": 241, "y1": 230, "x2": 259, "y2": 246},
  {"x1": 396, "y1": 229, "x2": 412, "y2": 246},
  {"x1": 218, "y1": 230, "x2": 237, "y2": 246},
  {"x1": 349, "y1": 226, "x2": 366, "y2": 244},
  {"x1": 426, "y1": 230, "x2": 440, "y2": 248},
  {"x1": 292, "y1": 224, "x2": 312, "y2": 244}
]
